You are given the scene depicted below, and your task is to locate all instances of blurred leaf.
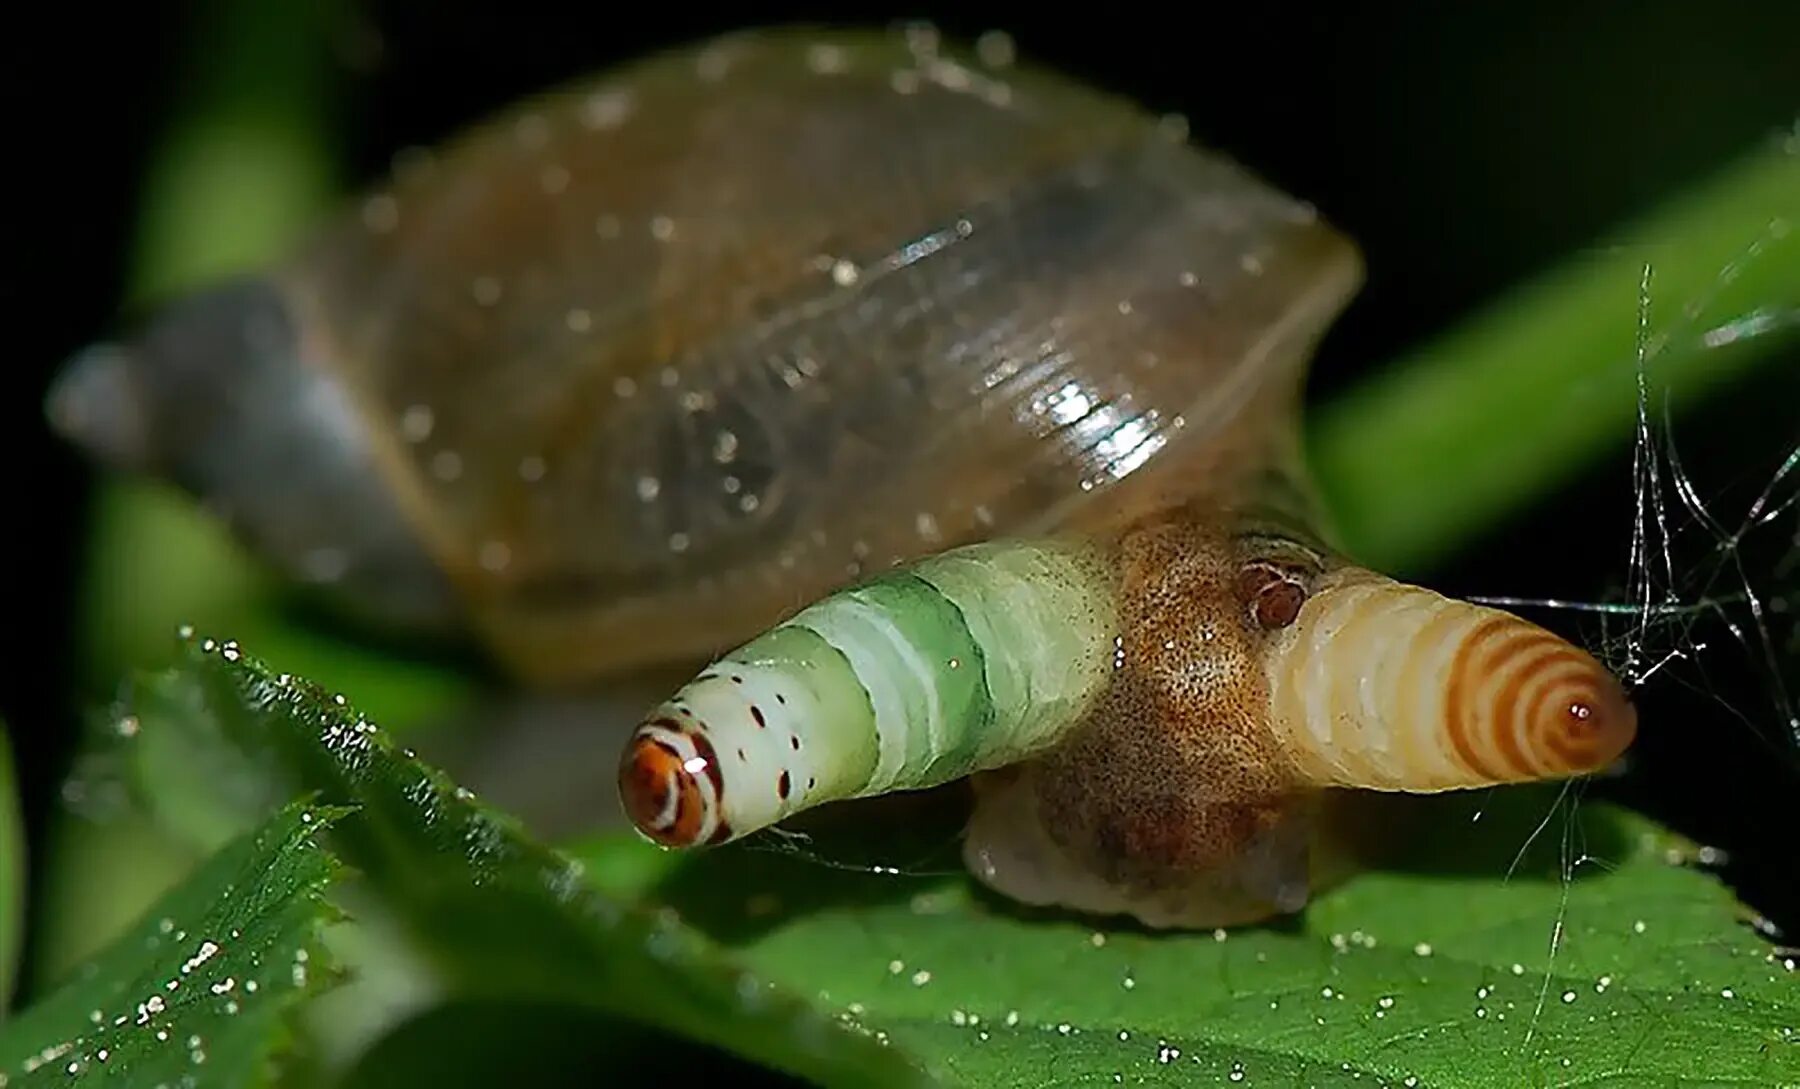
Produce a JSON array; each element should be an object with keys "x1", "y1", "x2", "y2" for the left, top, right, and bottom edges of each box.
[
  {"x1": 566, "y1": 789, "x2": 1800, "y2": 1088},
  {"x1": 80, "y1": 478, "x2": 475, "y2": 734},
  {"x1": 0, "y1": 721, "x2": 22, "y2": 1012},
  {"x1": 1314, "y1": 128, "x2": 1800, "y2": 574},
  {"x1": 124, "y1": 0, "x2": 343, "y2": 305},
  {"x1": 0, "y1": 800, "x2": 342, "y2": 1086},
  {"x1": 117, "y1": 634, "x2": 929, "y2": 1088}
]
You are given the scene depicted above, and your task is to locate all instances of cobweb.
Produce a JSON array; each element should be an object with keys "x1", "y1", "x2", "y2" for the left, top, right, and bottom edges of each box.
[
  {"x1": 1475, "y1": 237, "x2": 1800, "y2": 762},
  {"x1": 1462, "y1": 143, "x2": 1799, "y2": 1071}
]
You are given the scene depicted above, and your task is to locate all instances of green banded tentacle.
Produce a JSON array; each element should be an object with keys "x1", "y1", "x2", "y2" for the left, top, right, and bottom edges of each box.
[{"x1": 621, "y1": 538, "x2": 1120, "y2": 845}]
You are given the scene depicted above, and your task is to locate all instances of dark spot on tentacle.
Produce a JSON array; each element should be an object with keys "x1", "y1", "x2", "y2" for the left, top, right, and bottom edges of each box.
[
  {"x1": 731, "y1": 674, "x2": 744, "y2": 684},
  {"x1": 777, "y1": 771, "x2": 791, "y2": 799},
  {"x1": 776, "y1": 693, "x2": 787, "y2": 705},
  {"x1": 737, "y1": 748, "x2": 746, "y2": 761},
  {"x1": 790, "y1": 735, "x2": 801, "y2": 750},
  {"x1": 751, "y1": 704, "x2": 766, "y2": 727}
]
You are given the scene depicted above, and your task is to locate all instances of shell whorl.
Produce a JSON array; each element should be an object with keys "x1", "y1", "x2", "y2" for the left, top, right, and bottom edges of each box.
[
  {"x1": 619, "y1": 538, "x2": 1120, "y2": 847},
  {"x1": 1264, "y1": 568, "x2": 1637, "y2": 791}
]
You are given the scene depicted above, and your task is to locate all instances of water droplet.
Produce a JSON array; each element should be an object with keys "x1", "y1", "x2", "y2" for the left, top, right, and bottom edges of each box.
[
  {"x1": 713, "y1": 430, "x2": 739, "y2": 464},
  {"x1": 361, "y1": 194, "x2": 399, "y2": 233},
  {"x1": 582, "y1": 89, "x2": 632, "y2": 129},
  {"x1": 478, "y1": 541, "x2": 511, "y2": 572},
  {"x1": 807, "y1": 42, "x2": 848, "y2": 74},
  {"x1": 513, "y1": 113, "x2": 549, "y2": 149},
  {"x1": 399, "y1": 403, "x2": 434, "y2": 443},
  {"x1": 975, "y1": 30, "x2": 1015, "y2": 68},
  {"x1": 431, "y1": 449, "x2": 463, "y2": 482}
]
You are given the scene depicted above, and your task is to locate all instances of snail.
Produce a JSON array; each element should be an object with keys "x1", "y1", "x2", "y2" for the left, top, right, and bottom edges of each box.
[{"x1": 48, "y1": 26, "x2": 1636, "y2": 928}]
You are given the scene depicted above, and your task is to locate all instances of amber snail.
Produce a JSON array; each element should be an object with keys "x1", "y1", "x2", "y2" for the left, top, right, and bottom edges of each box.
[{"x1": 48, "y1": 26, "x2": 1636, "y2": 928}]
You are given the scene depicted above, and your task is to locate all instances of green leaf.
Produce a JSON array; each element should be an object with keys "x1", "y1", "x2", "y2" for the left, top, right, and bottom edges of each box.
[
  {"x1": 586, "y1": 788, "x2": 1800, "y2": 1088},
  {"x1": 118, "y1": 634, "x2": 929, "y2": 1089},
  {"x1": 0, "y1": 800, "x2": 342, "y2": 1086}
]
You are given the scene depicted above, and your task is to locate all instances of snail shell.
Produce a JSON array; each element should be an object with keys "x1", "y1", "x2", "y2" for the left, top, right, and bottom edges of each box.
[
  {"x1": 48, "y1": 27, "x2": 1351, "y2": 682},
  {"x1": 48, "y1": 27, "x2": 1637, "y2": 928}
]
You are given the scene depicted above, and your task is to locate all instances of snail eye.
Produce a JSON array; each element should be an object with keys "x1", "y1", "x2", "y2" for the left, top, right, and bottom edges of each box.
[{"x1": 1236, "y1": 561, "x2": 1310, "y2": 630}]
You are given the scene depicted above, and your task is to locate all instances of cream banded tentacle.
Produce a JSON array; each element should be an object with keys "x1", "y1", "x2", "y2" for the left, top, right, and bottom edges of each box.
[
  {"x1": 618, "y1": 538, "x2": 1120, "y2": 846},
  {"x1": 1263, "y1": 567, "x2": 1637, "y2": 792}
]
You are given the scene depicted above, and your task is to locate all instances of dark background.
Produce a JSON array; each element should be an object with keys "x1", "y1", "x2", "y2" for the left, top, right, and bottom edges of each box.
[{"x1": 6, "y1": 0, "x2": 1798, "y2": 981}]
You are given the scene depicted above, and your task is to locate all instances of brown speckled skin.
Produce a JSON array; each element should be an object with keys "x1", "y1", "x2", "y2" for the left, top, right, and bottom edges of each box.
[{"x1": 966, "y1": 499, "x2": 1343, "y2": 927}]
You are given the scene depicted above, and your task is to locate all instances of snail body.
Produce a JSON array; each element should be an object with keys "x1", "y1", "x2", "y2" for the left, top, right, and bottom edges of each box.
[{"x1": 50, "y1": 26, "x2": 1636, "y2": 928}]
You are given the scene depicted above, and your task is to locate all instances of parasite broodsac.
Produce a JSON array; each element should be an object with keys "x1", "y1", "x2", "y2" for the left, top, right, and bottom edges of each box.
[{"x1": 48, "y1": 26, "x2": 1636, "y2": 928}]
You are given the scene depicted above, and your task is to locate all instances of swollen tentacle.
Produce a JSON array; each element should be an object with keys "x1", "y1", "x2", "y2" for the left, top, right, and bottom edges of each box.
[
  {"x1": 1264, "y1": 567, "x2": 1637, "y2": 791},
  {"x1": 619, "y1": 539, "x2": 1120, "y2": 846}
]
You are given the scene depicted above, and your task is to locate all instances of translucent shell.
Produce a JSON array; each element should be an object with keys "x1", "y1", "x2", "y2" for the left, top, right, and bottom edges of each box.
[{"x1": 278, "y1": 27, "x2": 1360, "y2": 682}]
